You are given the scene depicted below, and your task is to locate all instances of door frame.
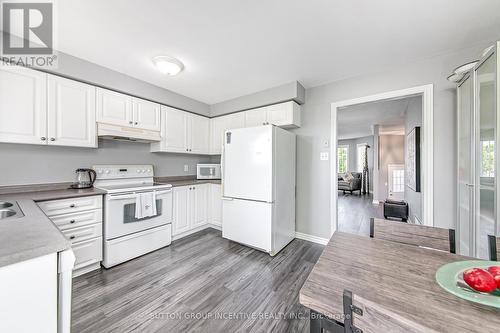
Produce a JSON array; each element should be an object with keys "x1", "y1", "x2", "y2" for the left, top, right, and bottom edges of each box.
[{"x1": 330, "y1": 84, "x2": 434, "y2": 235}]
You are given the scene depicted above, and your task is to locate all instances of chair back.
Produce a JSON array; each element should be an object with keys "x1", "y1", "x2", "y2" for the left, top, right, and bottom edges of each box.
[
  {"x1": 369, "y1": 218, "x2": 455, "y2": 253},
  {"x1": 488, "y1": 235, "x2": 500, "y2": 261}
]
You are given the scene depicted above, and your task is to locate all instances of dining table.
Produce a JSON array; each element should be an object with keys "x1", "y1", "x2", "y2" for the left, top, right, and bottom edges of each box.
[{"x1": 299, "y1": 232, "x2": 500, "y2": 333}]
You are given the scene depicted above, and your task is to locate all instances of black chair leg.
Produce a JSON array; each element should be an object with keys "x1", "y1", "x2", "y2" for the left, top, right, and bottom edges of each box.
[{"x1": 310, "y1": 311, "x2": 321, "y2": 333}]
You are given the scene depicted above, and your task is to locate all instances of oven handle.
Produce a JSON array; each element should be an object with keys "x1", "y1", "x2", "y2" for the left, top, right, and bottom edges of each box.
[{"x1": 107, "y1": 188, "x2": 172, "y2": 201}]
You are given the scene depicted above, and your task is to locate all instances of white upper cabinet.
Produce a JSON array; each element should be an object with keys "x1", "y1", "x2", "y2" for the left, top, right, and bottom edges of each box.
[
  {"x1": 244, "y1": 107, "x2": 268, "y2": 127},
  {"x1": 225, "y1": 112, "x2": 246, "y2": 130},
  {"x1": 209, "y1": 116, "x2": 226, "y2": 155},
  {"x1": 189, "y1": 113, "x2": 210, "y2": 154},
  {"x1": 267, "y1": 101, "x2": 301, "y2": 128},
  {"x1": 47, "y1": 75, "x2": 97, "y2": 148},
  {"x1": 151, "y1": 106, "x2": 210, "y2": 154},
  {"x1": 0, "y1": 65, "x2": 47, "y2": 145},
  {"x1": 96, "y1": 88, "x2": 133, "y2": 127},
  {"x1": 132, "y1": 98, "x2": 160, "y2": 131}
]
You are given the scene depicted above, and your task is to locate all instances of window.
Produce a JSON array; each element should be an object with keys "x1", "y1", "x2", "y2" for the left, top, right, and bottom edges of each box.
[
  {"x1": 480, "y1": 140, "x2": 495, "y2": 177},
  {"x1": 337, "y1": 145, "x2": 349, "y2": 174},
  {"x1": 392, "y1": 169, "x2": 405, "y2": 193},
  {"x1": 357, "y1": 143, "x2": 367, "y2": 172}
]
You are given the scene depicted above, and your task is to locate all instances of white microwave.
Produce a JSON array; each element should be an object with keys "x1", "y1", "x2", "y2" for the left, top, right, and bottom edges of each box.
[{"x1": 197, "y1": 164, "x2": 221, "y2": 180}]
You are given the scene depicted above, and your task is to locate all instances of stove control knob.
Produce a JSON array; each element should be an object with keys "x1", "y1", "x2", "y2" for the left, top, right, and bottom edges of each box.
[
  {"x1": 136, "y1": 170, "x2": 141, "y2": 173},
  {"x1": 97, "y1": 169, "x2": 103, "y2": 174},
  {"x1": 105, "y1": 170, "x2": 110, "y2": 174},
  {"x1": 147, "y1": 169, "x2": 152, "y2": 173}
]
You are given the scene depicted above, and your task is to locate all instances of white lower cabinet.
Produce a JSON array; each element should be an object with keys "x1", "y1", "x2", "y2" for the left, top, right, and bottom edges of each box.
[
  {"x1": 0, "y1": 253, "x2": 58, "y2": 333},
  {"x1": 38, "y1": 195, "x2": 103, "y2": 277},
  {"x1": 209, "y1": 184, "x2": 222, "y2": 227},
  {"x1": 172, "y1": 184, "x2": 209, "y2": 238}
]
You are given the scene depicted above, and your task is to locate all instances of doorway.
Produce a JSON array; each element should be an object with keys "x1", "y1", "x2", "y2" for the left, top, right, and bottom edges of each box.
[{"x1": 330, "y1": 85, "x2": 434, "y2": 236}]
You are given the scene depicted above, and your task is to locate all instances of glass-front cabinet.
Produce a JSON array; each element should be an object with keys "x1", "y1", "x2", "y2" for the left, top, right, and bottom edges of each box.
[{"x1": 457, "y1": 42, "x2": 499, "y2": 259}]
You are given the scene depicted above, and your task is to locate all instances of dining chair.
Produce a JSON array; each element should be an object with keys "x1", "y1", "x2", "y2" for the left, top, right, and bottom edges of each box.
[
  {"x1": 488, "y1": 235, "x2": 500, "y2": 261},
  {"x1": 369, "y1": 218, "x2": 456, "y2": 253}
]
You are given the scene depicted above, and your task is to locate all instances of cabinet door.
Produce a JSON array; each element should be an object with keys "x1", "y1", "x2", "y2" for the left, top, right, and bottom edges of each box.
[
  {"x1": 189, "y1": 114, "x2": 210, "y2": 154},
  {"x1": 209, "y1": 184, "x2": 222, "y2": 226},
  {"x1": 210, "y1": 117, "x2": 225, "y2": 155},
  {"x1": 173, "y1": 186, "x2": 190, "y2": 236},
  {"x1": 244, "y1": 107, "x2": 268, "y2": 127},
  {"x1": 192, "y1": 184, "x2": 208, "y2": 228},
  {"x1": 96, "y1": 88, "x2": 132, "y2": 126},
  {"x1": 267, "y1": 101, "x2": 301, "y2": 128},
  {"x1": 132, "y1": 98, "x2": 160, "y2": 131},
  {"x1": 225, "y1": 112, "x2": 246, "y2": 130},
  {"x1": 162, "y1": 106, "x2": 188, "y2": 153},
  {"x1": 47, "y1": 75, "x2": 97, "y2": 148},
  {"x1": 0, "y1": 65, "x2": 47, "y2": 145}
]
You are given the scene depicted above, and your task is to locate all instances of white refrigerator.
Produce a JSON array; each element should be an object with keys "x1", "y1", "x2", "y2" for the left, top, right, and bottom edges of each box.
[{"x1": 222, "y1": 125, "x2": 296, "y2": 255}]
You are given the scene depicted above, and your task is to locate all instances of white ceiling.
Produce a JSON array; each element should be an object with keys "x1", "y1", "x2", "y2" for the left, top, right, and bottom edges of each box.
[
  {"x1": 337, "y1": 96, "x2": 420, "y2": 140},
  {"x1": 56, "y1": 0, "x2": 500, "y2": 104}
]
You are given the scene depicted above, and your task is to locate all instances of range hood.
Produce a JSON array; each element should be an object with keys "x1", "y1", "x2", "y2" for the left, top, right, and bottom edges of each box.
[{"x1": 97, "y1": 123, "x2": 161, "y2": 143}]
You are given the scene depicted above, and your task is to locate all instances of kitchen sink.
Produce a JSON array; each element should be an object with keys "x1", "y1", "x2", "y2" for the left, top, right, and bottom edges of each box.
[
  {"x1": 0, "y1": 201, "x2": 13, "y2": 209},
  {"x1": 0, "y1": 201, "x2": 24, "y2": 220},
  {"x1": 0, "y1": 209, "x2": 16, "y2": 218}
]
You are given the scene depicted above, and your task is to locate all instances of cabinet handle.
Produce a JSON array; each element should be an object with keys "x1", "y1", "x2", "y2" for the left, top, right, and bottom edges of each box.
[
  {"x1": 70, "y1": 236, "x2": 75, "y2": 240},
  {"x1": 41, "y1": 137, "x2": 46, "y2": 141},
  {"x1": 135, "y1": 122, "x2": 138, "y2": 125},
  {"x1": 129, "y1": 121, "x2": 133, "y2": 125},
  {"x1": 69, "y1": 204, "x2": 76, "y2": 208},
  {"x1": 186, "y1": 148, "x2": 189, "y2": 151},
  {"x1": 70, "y1": 219, "x2": 75, "y2": 224},
  {"x1": 50, "y1": 137, "x2": 55, "y2": 141}
]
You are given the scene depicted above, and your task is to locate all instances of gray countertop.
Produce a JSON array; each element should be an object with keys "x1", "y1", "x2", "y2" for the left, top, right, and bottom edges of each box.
[
  {"x1": 0, "y1": 186, "x2": 106, "y2": 269},
  {"x1": 154, "y1": 176, "x2": 222, "y2": 187},
  {"x1": 0, "y1": 178, "x2": 218, "y2": 269}
]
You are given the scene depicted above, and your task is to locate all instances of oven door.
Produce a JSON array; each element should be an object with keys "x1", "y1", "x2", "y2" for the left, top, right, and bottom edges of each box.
[{"x1": 104, "y1": 189, "x2": 173, "y2": 240}]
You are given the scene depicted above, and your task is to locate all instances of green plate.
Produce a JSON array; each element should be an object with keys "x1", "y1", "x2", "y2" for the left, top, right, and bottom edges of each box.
[{"x1": 436, "y1": 260, "x2": 500, "y2": 308}]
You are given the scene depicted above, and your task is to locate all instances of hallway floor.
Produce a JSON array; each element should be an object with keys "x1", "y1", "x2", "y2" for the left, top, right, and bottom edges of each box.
[{"x1": 338, "y1": 192, "x2": 384, "y2": 236}]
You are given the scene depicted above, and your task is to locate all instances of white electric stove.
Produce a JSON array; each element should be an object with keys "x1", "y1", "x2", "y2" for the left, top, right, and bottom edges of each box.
[{"x1": 93, "y1": 165, "x2": 173, "y2": 268}]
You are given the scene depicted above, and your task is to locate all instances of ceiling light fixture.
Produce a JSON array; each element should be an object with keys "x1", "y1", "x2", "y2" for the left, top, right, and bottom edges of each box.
[
  {"x1": 453, "y1": 60, "x2": 478, "y2": 75},
  {"x1": 153, "y1": 55, "x2": 184, "y2": 76}
]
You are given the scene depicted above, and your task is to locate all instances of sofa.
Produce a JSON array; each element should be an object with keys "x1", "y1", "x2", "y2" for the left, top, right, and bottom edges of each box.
[{"x1": 338, "y1": 172, "x2": 362, "y2": 195}]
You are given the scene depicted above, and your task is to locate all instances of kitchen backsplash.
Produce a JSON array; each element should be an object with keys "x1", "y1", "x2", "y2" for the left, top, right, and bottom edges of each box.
[{"x1": 0, "y1": 139, "x2": 211, "y2": 186}]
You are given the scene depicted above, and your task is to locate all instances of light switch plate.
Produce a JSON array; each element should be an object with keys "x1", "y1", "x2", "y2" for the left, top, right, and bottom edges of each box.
[
  {"x1": 322, "y1": 140, "x2": 329, "y2": 148},
  {"x1": 320, "y1": 152, "x2": 329, "y2": 161},
  {"x1": 184, "y1": 165, "x2": 189, "y2": 172}
]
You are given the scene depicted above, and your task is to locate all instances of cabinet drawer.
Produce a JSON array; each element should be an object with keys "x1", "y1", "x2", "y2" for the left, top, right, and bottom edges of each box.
[
  {"x1": 62, "y1": 222, "x2": 102, "y2": 244},
  {"x1": 72, "y1": 237, "x2": 103, "y2": 270},
  {"x1": 38, "y1": 195, "x2": 102, "y2": 216},
  {"x1": 50, "y1": 209, "x2": 102, "y2": 230}
]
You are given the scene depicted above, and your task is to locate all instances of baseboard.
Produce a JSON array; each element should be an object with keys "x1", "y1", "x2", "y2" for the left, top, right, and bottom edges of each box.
[
  {"x1": 207, "y1": 223, "x2": 222, "y2": 230},
  {"x1": 73, "y1": 262, "x2": 101, "y2": 278},
  {"x1": 372, "y1": 199, "x2": 380, "y2": 205},
  {"x1": 172, "y1": 224, "x2": 212, "y2": 241},
  {"x1": 295, "y1": 232, "x2": 329, "y2": 245}
]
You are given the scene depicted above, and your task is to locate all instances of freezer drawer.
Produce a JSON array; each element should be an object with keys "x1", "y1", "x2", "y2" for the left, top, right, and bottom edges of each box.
[{"x1": 222, "y1": 198, "x2": 272, "y2": 252}]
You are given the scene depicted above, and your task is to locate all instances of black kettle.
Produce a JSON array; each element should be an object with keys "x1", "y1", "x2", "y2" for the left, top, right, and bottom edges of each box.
[{"x1": 70, "y1": 168, "x2": 97, "y2": 189}]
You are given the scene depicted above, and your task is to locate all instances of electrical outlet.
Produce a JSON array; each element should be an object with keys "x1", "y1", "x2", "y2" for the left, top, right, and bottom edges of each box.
[
  {"x1": 184, "y1": 165, "x2": 189, "y2": 172},
  {"x1": 320, "y1": 152, "x2": 329, "y2": 161}
]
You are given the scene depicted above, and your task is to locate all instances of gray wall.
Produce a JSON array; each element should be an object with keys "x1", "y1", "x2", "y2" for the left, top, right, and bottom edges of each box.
[
  {"x1": 0, "y1": 140, "x2": 210, "y2": 186},
  {"x1": 210, "y1": 81, "x2": 305, "y2": 116},
  {"x1": 338, "y1": 135, "x2": 374, "y2": 190},
  {"x1": 41, "y1": 52, "x2": 210, "y2": 116},
  {"x1": 291, "y1": 41, "x2": 494, "y2": 238},
  {"x1": 405, "y1": 97, "x2": 423, "y2": 223},
  {"x1": 378, "y1": 135, "x2": 405, "y2": 200}
]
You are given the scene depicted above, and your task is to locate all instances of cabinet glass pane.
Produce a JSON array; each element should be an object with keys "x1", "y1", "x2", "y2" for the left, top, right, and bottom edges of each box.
[
  {"x1": 476, "y1": 54, "x2": 496, "y2": 259},
  {"x1": 457, "y1": 77, "x2": 472, "y2": 256}
]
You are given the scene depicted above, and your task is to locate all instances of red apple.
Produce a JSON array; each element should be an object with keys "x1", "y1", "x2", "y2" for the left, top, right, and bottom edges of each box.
[
  {"x1": 463, "y1": 268, "x2": 497, "y2": 293},
  {"x1": 487, "y1": 266, "x2": 500, "y2": 289}
]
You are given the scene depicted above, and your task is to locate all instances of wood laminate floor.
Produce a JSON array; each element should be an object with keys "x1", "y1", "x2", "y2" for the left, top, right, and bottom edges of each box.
[
  {"x1": 72, "y1": 228, "x2": 324, "y2": 333},
  {"x1": 338, "y1": 192, "x2": 384, "y2": 236}
]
